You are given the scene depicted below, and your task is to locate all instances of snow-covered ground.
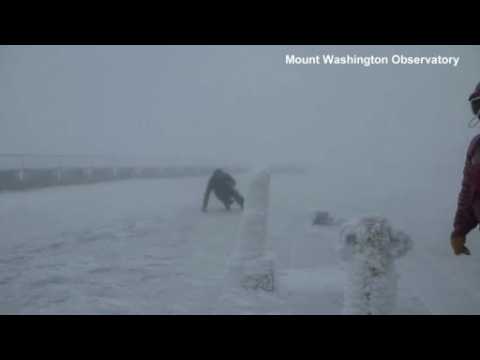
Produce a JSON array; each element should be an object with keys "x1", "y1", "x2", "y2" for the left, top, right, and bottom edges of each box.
[{"x1": 1, "y1": 170, "x2": 480, "y2": 314}]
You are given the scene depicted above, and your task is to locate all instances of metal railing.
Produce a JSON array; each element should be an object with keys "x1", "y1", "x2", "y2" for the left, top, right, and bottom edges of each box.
[{"x1": 0, "y1": 153, "x2": 247, "y2": 192}]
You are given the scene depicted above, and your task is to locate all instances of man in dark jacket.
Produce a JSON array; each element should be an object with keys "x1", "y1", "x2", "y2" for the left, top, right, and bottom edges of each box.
[
  {"x1": 451, "y1": 82, "x2": 480, "y2": 255},
  {"x1": 202, "y1": 169, "x2": 244, "y2": 212}
]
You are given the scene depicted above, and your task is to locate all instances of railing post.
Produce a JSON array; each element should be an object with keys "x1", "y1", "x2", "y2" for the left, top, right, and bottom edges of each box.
[
  {"x1": 339, "y1": 216, "x2": 412, "y2": 315},
  {"x1": 18, "y1": 155, "x2": 25, "y2": 182},
  {"x1": 227, "y1": 168, "x2": 275, "y2": 292}
]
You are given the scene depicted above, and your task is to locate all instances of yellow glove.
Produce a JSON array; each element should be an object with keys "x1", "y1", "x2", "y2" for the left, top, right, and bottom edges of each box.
[{"x1": 451, "y1": 235, "x2": 471, "y2": 255}]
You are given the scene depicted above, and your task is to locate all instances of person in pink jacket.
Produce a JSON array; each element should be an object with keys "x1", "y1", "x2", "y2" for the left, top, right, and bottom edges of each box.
[{"x1": 451, "y1": 82, "x2": 480, "y2": 255}]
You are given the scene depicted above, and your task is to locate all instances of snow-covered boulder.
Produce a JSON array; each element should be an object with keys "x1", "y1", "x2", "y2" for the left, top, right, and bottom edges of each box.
[
  {"x1": 312, "y1": 211, "x2": 334, "y2": 226},
  {"x1": 338, "y1": 216, "x2": 413, "y2": 315}
]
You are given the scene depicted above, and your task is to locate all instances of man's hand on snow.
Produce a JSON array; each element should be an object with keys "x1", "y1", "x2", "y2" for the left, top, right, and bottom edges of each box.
[{"x1": 451, "y1": 235, "x2": 471, "y2": 255}]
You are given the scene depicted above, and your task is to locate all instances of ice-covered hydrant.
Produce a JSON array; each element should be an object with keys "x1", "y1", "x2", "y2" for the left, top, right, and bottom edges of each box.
[
  {"x1": 227, "y1": 168, "x2": 276, "y2": 292},
  {"x1": 338, "y1": 216, "x2": 412, "y2": 315}
]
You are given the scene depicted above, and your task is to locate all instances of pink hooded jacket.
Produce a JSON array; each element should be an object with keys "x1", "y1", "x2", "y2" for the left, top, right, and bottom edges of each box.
[
  {"x1": 452, "y1": 134, "x2": 480, "y2": 237},
  {"x1": 452, "y1": 84, "x2": 480, "y2": 238}
]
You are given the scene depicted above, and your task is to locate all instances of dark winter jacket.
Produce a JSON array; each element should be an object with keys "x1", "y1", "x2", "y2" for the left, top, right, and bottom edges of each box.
[
  {"x1": 452, "y1": 134, "x2": 480, "y2": 237},
  {"x1": 202, "y1": 170, "x2": 237, "y2": 210}
]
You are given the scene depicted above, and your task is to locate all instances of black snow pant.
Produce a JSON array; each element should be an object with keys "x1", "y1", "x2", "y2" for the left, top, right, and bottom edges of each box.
[{"x1": 214, "y1": 187, "x2": 244, "y2": 210}]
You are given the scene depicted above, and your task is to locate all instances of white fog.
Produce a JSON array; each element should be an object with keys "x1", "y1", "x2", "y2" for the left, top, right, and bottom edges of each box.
[{"x1": 1, "y1": 45, "x2": 479, "y2": 314}]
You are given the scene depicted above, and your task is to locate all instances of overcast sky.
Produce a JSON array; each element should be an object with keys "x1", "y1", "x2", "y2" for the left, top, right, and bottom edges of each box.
[{"x1": 1, "y1": 45, "x2": 479, "y2": 170}]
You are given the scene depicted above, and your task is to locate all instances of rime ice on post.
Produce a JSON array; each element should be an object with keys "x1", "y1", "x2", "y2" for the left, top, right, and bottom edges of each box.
[
  {"x1": 227, "y1": 168, "x2": 275, "y2": 292},
  {"x1": 338, "y1": 216, "x2": 412, "y2": 315},
  {"x1": 236, "y1": 169, "x2": 270, "y2": 258},
  {"x1": 55, "y1": 167, "x2": 63, "y2": 183},
  {"x1": 17, "y1": 169, "x2": 24, "y2": 182},
  {"x1": 245, "y1": 169, "x2": 270, "y2": 212},
  {"x1": 83, "y1": 167, "x2": 92, "y2": 180}
]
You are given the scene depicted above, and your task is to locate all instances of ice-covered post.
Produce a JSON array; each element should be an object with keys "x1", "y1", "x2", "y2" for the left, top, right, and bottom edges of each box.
[
  {"x1": 56, "y1": 156, "x2": 63, "y2": 183},
  {"x1": 83, "y1": 167, "x2": 92, "y2": 182},
  {"x1": 17, "y1": 169, "x2": 24, "y2": 182},
  {"x1": 55, "y1": 167, "x2": 63, "y2": 183},
  {"x1": 17, "y1": 155, "x2": 25, "y2": 182},
  {"x1": 134, "y1": 167, "x2": 143, "y2": 178},
  {"x1": 227, "y1": 168, "x2": 275, "y2": 292},
  {"x1": 338, "y1": 216, "x2": 412, "y2": 315}
]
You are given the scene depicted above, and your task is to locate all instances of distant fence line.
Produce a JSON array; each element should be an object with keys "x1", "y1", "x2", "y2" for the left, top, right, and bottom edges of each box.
[
  {"x1": 0, "y1": 153, "x2": 198, "y2": 170},
  {"x1": 0, "y1": 153, "x2": 247, "y2": 192}
]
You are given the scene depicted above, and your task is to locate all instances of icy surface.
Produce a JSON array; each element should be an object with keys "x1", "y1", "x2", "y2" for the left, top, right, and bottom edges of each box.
[{"x1": 0, "y1": 171, "x2": 479, "y2": 314}]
